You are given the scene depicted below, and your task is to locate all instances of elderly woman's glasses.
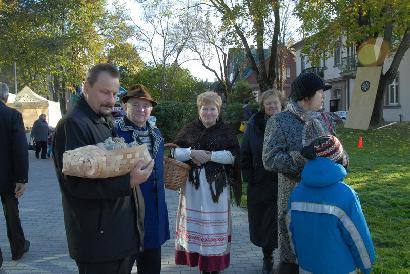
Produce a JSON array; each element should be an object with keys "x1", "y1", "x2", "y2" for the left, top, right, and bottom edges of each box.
[{"x1": 129, "y1": 103, "x2": 152, "y2": 110}]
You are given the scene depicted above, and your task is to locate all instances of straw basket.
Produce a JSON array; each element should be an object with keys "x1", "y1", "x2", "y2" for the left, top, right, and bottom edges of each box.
[
  {"x1": 163, "y1": 143, "x2": 190, "y2": 190},
  {"x1": 62, "y1": 144, "x2": 151, "y2": 178}
]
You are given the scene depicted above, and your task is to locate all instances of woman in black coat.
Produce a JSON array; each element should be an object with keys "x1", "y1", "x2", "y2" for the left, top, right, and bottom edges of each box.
[{"x1": 240, "y1": 89, "x2": 282, "y2": 274}]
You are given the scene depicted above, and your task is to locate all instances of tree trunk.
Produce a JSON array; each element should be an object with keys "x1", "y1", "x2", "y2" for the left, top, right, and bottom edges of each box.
[
  {"x1": 369, "y1": 28, "x2": 409, "y2": 126},
  {"x1": 59, "y1": 78, "x2": 67, "y2": 115},
  {"x1": 369, "y1": 76, "x2": 387, "y2": 127},
  {"x1": 52, "y1": 75, "x2": 59, "y2": 102},
  {"x1": 268, "y1": 0, "x2": 280, "y2": 90}
]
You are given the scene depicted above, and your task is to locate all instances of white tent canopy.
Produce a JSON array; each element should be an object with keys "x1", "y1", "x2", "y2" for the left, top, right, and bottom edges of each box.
[
  {"x1": 6, "y1": 93, "x2": 16, "y2": 104},
  {"x1": 12, "y1": 86, "x2": 62, "y2": 128}
]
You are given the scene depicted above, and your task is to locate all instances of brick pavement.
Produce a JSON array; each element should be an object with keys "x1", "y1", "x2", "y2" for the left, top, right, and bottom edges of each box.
[{"x1": 0, "y1": 153, "x2": 278, "y2": 273}]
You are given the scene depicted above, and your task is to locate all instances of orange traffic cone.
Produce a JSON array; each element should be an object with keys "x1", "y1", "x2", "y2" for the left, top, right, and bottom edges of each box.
[{"x1": 357, "y1": 136, "x2": 363, "y2": 149}]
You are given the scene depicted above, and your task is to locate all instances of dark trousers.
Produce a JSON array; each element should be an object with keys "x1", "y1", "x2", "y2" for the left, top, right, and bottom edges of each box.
[
  {"x1": 129, "y1": 248, "x2": 161, "y2": 274},
  {"x1": 35, "y1": 141, "x2": 47, "y2": 159},
  {"x1": 0, "y1": 192, "x2": 26, "y2": 258},
  {"x1": 263, "y1": 247, "x2": 274, "y2": 261},
  {"x1": 76, "y1": 257, "x2": 130, "y2": 274}
]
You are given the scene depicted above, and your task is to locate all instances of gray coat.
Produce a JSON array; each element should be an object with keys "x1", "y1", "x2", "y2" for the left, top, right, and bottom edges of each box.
[
  {"x1": 262, "y1": 101, "x2": 336, "y2": 264},
  {"x1": 31, "y1": 118, "x2": 49, "y2": 142}
]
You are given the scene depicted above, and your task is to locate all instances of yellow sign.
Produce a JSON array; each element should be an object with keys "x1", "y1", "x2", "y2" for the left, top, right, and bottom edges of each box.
[{"x1": 345, "y1": 66, "x2": 382, "y2": 130}]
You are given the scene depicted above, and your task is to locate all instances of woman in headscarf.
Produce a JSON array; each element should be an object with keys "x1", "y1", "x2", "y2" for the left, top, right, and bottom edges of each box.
[
  {"x1": 241, "y1": 89, "x2": 282, "y2": 274},
  {"x1": 262, "y1": 72, "x2": 340, "y2": 274},
  {"x1": 173, "y1": 91, "x2": 242, "y2": 274}
]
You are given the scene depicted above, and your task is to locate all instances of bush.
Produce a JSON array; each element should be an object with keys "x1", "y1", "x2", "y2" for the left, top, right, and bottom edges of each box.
[
  {"x1": 222, "y1": 101, "x2": 258, "y2": 132},
  {"x1": 154, "y1": 101, "x2": 197, "y2": 142},
  {"x1": 154, "y1": 100, "x2": 259, "y2": 141}
]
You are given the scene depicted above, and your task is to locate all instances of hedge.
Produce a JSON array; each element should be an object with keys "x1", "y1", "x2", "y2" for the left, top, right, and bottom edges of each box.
[{"x1": 153, "y1": 100, "x2": 259, "y2": 142}]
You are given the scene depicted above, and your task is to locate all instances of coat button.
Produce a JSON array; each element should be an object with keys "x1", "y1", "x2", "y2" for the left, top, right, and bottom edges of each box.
[{"x1": 100, "y1": 230, "x2": 104, "y2": 234}]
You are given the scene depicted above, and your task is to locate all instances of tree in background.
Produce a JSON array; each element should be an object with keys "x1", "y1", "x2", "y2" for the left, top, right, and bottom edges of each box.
[
  {"x1": 121, "y1": 64, "x2": 205, "y2": 102},
  {"x1": 0, "y1": 0, "x2": 138, "y2": 113},
  {"x1": 229, "y1": 80, "x2": 255, "y2": 104},
  {"x1": 207, "y1": 0, "x2": 281, "y2": 92},
  {"x1": 187, "y1": 6, "x2": 241, "y2": 102},
  {"x1": 132, "y1": 0, "x2": 198, "y2": 98},
  {"x1": 294, "y1": 0, "x2": 409, "y2": 126}
]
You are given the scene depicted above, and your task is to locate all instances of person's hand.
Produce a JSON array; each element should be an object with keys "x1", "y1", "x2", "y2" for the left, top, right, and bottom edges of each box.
[
  {"x1": 130, "y1": 159, "x2": 154, "y2": 188},
  {"x1": 190, "y1": 150, "x2": 211, "y2": 166},
  {"x1": 300, "y1": 144, "x2": 316, "y2": 159},
  {"x1": 15, "y1": 183, "x2": 26, "y2": 198}
]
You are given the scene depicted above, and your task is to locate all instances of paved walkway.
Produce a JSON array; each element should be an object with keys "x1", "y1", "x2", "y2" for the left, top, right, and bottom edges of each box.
[{"x1": 0, "y1": 153, "x2": 278, "y2": 273}]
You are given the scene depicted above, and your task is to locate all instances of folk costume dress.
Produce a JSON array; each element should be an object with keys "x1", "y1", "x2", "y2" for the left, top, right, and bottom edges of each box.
[{"x1": 173, "y1": 119, "x2": 242, "y2": 272}]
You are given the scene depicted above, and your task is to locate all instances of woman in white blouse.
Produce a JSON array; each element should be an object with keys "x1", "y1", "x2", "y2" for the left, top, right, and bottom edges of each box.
[{"x1": 173, "y1": 91, "x2": 242, "y2": 274}]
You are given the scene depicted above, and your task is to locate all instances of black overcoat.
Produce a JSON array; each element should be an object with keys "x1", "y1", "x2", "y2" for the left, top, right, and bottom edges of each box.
[
  {"x1": 240, "y1": 111, "x2": 278, "y2": 249},
  {"x1": 52, "y1": 96, "x2": 138, "y2": 262},
  {"x1": 0, "y1": 101, "x2": 28, "y2": 193}
]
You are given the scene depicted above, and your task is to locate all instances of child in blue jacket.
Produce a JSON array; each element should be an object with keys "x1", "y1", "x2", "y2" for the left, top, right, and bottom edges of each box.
[{"x1": 288, "y1": 135, "x2": 375, "y2": 274}]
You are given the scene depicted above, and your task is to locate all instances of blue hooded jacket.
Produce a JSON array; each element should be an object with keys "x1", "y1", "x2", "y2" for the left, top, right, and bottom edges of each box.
[{"x1": 288, "y1": 157, "x2": 375, "y2": 274}]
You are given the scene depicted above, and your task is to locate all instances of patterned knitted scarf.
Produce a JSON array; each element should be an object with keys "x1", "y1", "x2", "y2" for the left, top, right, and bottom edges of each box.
[
  {"x1": 174, "y1": 118, "x2": 242, "y2": 205},
  {"x1": 285, "y1": 99, "x2": 336, "y2": 146}
]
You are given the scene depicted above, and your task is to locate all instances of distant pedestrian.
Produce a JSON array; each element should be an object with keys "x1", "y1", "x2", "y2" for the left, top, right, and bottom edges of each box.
[
  {"x1": 242, "y1": 99, "x2": 256, "y2": 120},
  {"x1": 0, "y1": 82, "x2": 30, "y2": 268},
  {"x1": 31, "y1": 114, "x2": 49, "y2": 159},
  {"x1": 289, "y1": 135, "x2": 375, "y2": 274},
  {"x1": 46, "y1": 129, "x2": 54, "y2": 158}
]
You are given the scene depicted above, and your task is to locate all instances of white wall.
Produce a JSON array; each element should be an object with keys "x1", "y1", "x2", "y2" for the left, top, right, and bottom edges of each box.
[{"x1": 381, "y1": 50, "x2": 410, "y2": 122}]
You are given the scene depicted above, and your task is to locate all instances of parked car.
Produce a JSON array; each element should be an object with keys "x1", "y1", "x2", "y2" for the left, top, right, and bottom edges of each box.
[{"x1": 334, "y1": 111, "x2": 348, "y2": 120}]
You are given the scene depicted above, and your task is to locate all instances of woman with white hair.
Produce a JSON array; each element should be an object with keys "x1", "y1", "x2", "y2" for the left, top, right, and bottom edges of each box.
[{"x1": 173, "y1": 91, "x2": 242, "y2": 274}]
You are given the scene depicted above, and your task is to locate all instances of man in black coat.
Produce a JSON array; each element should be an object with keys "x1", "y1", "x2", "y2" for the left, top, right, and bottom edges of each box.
[
  {"x1": 0, "y1": 83, "x2": 30, "y2": 267},
  {"x1": 52, "y1": 64, "x2": 154, "y2": 274},
  {"x1": 30, "y1": 114, "x2": 49, "y2": 159}
]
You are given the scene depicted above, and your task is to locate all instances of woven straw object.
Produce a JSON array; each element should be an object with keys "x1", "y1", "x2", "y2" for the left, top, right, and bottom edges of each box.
[
  {"x1": 62, "y1": 144, "x2": 151, "y2": 178},
  {"x1": 163, "y1": 143, "x2": 190, "y2": 190}
]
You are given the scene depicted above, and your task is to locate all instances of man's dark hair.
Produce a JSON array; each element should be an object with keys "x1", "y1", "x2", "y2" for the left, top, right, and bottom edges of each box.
[{"x1": 86, "y1": 63, "x2": 120, "y2": 87}]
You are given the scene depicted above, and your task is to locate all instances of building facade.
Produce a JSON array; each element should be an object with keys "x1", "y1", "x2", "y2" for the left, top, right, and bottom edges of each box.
[
  {"x1": 292, "y1": 38, "x2": 409, "y2": 122},
  {"x1": 227, "y1": 46, "x2": 296, "y2": 101}
]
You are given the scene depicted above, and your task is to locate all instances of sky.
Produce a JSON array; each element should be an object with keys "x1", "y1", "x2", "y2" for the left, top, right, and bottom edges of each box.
[
  {"x1": 116, "y1": 0, "x2": 302, "y2": 82},
  {"x1": 118, "y1": 0, "x2": 218, "y2": 81}
]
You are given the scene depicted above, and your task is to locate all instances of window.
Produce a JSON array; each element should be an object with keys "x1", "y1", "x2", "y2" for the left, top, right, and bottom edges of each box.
[
  {"x1": 385, "y1": 75, "x2": 400, "y2": 106},
  {"x1": 334, "y1": 44, "x2": 341, "y2": 67},
  {"x1": 301, "y1": 55, "x2": 305, "y2": 71},
  {"x1": 286, "y1": 67, "x2": 290, "y2": 78},
  {"x1": 332, "y1": 89, "x2": 341, "y2": 99}
]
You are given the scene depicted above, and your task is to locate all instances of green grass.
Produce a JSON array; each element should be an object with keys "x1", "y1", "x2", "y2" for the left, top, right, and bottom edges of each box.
[{"x1": 240, "y1": 122, "x2": 410, "y2": 273}]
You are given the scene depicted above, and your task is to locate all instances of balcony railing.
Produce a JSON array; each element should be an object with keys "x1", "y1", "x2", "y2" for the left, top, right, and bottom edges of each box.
[
  {"x1": 340, "y1": 55, "x2": 358, "y2": 75},
  {"x1": 302, "y1": 67, "x2": 325, "y2": 78}
]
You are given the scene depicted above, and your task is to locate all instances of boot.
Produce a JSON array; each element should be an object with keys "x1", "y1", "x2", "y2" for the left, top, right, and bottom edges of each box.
[
  {"x1": 262, "y1": 248, "x2": 274, "y2": 274},
  {"x1": 262, "y1": 258, "x2": 274, "y2": 274},
  {"x1": 277, "y1": 261, "x2": 298, "y2": 274}
]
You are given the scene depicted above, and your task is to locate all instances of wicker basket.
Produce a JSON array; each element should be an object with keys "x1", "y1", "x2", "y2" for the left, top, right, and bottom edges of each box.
[
  {"x1": 163, "y1": 143, "x2": 190, "y2": 190},
  {"x1": 62, "y1": 144, "x2": 152, "y2": 178}
]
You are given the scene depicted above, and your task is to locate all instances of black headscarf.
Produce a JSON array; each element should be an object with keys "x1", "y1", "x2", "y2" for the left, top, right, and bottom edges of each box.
[{"x1": 174, "y1": 118, "x2": 242, "y2": 205}]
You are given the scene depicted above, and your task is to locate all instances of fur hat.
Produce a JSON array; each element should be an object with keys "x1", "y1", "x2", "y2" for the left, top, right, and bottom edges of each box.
[{"x1": 290, "y1": 72, "x2": 332, "y2": 101}]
